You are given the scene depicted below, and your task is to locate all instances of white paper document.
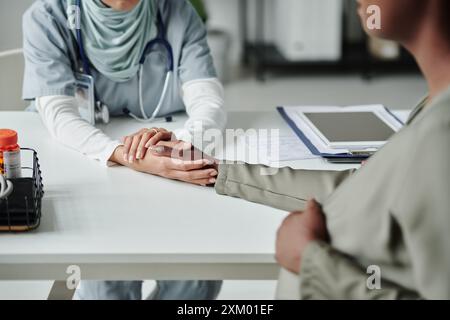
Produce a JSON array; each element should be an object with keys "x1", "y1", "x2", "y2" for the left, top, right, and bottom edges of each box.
[
  {"x1": 242, "y1": 134, "x2": 319, "y2": 162},
  {"x1": 212, "y1": 132, "x2": 318, "y2": 166}
]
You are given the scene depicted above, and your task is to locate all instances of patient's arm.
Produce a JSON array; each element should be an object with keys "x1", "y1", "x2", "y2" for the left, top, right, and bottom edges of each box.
[
  {"x1": 214, "y1": 163, "x2": 354, "y2": 212},
  {"x1": 110, "y1": 145, "x2": 217, "y2": 186},
  {"x1": 147, "y1": 140, "x2": 354, "y2": 208}
]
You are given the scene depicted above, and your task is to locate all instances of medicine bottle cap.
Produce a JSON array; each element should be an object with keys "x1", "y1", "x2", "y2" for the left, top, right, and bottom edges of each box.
[{"x1": 0, "y1": 129, "x2": 18, "y2": 147}]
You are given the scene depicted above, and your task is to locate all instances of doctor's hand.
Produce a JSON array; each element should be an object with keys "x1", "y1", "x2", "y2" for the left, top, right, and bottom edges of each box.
[
  {"x1": 110, "y1": 145, "x2": 218, "y2": 186},
  {"x1": 275, "y1": 199, "x2": 329, "y2": 274},
  {"x1": 122, "y1": 128, "x2": 175, "y2": 164}
]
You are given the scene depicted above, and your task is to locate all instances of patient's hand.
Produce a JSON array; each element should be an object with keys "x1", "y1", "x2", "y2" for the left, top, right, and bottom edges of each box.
[
  {"x1": 275, "y1": 199, "x2": 329, "y2": 274},
  {"x1": 111, "y1": 145, "x2": 218, "y2": 186},
  {"x1": 151, "y1": 140, "x2": 216, "y2": 164}
]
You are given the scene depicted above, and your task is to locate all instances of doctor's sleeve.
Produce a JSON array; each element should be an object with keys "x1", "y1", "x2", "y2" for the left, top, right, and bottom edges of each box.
[
  {"x1": 214, "y1": 164, "x2": 354, "y2": 212},
  {"x1": 178, "y1": 78, "x2": 227, "y2": 144},
  {"x1": 36, "y1": 96, "x2": 122, "y2": 167},
  {"x1": 22, "y1": 7, "x2": 121, "y2": 166}
]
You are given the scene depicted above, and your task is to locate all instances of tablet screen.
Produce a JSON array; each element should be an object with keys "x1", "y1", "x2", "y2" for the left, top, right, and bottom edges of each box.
[{"x1": 303, "y1": 112, "x2": 396, "y2": 143}]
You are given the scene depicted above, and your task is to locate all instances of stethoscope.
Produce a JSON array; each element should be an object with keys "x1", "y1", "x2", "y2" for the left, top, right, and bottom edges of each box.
[{"x1": 75, "y1": 0, "x2": 174, "y2": 124}]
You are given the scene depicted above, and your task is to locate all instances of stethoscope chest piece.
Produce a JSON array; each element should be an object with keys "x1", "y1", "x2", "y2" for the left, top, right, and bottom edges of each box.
[{"x1": 95, "y1": 101, "x2": 110, "y2": 124}]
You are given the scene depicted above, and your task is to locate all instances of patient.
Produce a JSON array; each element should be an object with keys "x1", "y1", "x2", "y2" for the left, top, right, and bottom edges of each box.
[
  {"x1": 224, "y1": 0, "x2": 450, "y2": 299},
  {"x1": 150, "y1": 0, "x2": 450, "y2": 299}
]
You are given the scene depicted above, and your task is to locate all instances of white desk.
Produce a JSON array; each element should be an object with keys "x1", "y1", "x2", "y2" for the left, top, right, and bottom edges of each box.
[{"x1": 0, "y1": 110, "x2": 406, "y2": 295}]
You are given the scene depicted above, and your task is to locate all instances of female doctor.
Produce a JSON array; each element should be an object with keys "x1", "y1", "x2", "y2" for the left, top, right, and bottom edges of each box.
[{"x1": 22, "y1": 0, "x2": 225, "y2": 300}]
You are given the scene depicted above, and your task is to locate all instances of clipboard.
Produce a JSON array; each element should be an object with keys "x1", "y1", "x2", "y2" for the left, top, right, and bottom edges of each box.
[{"x1": 277, "y1": 105, "x2": 404, "y2": 163}]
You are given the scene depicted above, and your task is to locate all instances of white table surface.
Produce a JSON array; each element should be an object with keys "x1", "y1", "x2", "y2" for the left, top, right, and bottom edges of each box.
[{"x1": 0, "y1": 110, "x2": 407, "y2": 281}]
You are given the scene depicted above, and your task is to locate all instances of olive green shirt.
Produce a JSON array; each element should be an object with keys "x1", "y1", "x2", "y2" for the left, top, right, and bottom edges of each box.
[{"x1": 215, "y1": 87, "x2": 450, "y2": 299}]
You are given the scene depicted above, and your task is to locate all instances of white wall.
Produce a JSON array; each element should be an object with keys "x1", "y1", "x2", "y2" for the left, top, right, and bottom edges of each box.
[
  {"x1": 205, "y1": 0, "x2": 277, "y2": 66},
  {"x1": 0, "y1": 0, "x2": 35, "y2": 51},
  {"x1": 0, "y1": 0, "x2": 35, "y2": 109},
  {"x1": 205, "y1": 0, "x2": 364, "y2": 67}
]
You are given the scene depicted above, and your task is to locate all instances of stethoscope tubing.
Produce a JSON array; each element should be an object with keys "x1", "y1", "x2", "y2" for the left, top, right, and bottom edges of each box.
[
  {"x1": 74, "y1": 1, "x2": 174, "y2": 123},
  {"x1": 132, "y1": 66, "x2": 173, "y2": 123}
]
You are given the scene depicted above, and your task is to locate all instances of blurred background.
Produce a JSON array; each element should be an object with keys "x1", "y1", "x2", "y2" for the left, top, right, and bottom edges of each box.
[
  {"x1": 0, "y1": 0, "x2": 427, "y2": 300},
  {"x1": 1, "y1": 0, "x2": 427, "y2": 113}
]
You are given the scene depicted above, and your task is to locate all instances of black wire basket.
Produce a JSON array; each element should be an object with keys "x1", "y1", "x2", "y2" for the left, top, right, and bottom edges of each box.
[{"x1": 0, "y1": 149, "x2": 44, "y2": 232}]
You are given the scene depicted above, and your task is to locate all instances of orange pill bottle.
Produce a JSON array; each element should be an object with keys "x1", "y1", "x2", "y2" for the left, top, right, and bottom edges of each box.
[{"x1": 0, "y1": 129, "x2": 21, "y2": 179}]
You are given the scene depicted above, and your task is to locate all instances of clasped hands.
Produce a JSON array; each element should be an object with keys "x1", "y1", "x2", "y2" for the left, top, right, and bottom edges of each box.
[
  {"x1": 110, "y1": 128, "x2": 218, "y2": 186},
  {"x1": 111, "y1": 128, "x2": 331, "y2": 274}
]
